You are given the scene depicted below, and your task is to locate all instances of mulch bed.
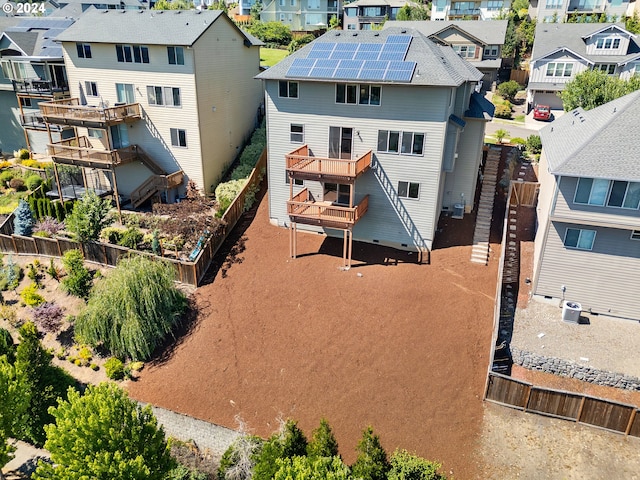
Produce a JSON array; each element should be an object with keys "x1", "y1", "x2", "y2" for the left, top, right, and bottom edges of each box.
[{"x1": 127, "y1": 189, "x2": 502, "y2": 479}]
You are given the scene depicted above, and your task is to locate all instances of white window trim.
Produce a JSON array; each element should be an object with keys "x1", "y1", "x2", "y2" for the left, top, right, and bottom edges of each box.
[
  {"x1": 397, "y1": 181, "x2": 420, "y2": 200},
  {"x1": 631, "y1": 230, "x2": 640, "y2": 240},
  {"x1": 545, "y1": 62, "x2": 574, "y2": 78},
  {"x1": 278, "y1": 81, "x2": 299, "y2": 98},
  {"x1": 563, "y1": 228, "x2": 596, "y2": 251},
  {"x1": 606, "y1": 180, "x2": 640, "y2": 210},
  {"x1": 85, "y1": 81, "x2": 98, "y2": 97},
  {"x1": 170, "y1": 128, "x2": 187, "y2": 148},
  {"x1": 335, "y1": 84, "x2": 382, "y2": 106},
  {"x1": 147, "y1": 85, "x2": 181, "y2": 108},
  {"x1": 377, "y1": 130, "x2": 425, "y2": 156},
  {"x1": 290, "y1": 124, "x2": 304, "y2": 143}
]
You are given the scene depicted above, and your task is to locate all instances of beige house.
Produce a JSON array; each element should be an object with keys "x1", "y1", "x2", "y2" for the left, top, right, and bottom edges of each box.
[{"x1": 42, "y1": 8, "x2": 263, "y2": 207}]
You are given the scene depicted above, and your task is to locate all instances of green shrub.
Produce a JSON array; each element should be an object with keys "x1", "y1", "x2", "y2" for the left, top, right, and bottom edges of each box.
[
  {"x1": 101, "y1": 226, "x2": 126, "y2": 244},
  {"x1": 65, "y1": 191, "x2": 113, "y2": 243},
  {"x1": 526, "y1": 134, "x2": 542, "y2": 154},
  {"x1": 510, "y1": 137, "x2": 526, "y2": 145},
  {"x1": 9, "y1": 177, "x2": 26, "y2": 191},
  {"x1": 104, "y1": 357, "x2": 125, "y2": 380},
  {"x1": 90, "y1": 363, "x2": 99, "y2": 371},
  {"x1": 20, "y1": 283, "x2": 45, "y2": 307},
  {"x1": 215, "y1": 179, "x2": 247, "y2": 217},
  {"x1": 494, "y1": 104, "x2": 512, "y2": 119},
  {"x1": 497, "y1": 80, "x2": 522, "y2": 101},
  {"x1": 18, "y1": 148, "x2": 30, "y2": 160},
  {"x1": 0, "y1": 257, "x2": 22, "y2": 290},
  {"x1": 118, "y1": 226, "x2": 143, "y2": 249},
  {"x1": 75, "y1": 256, "x2": 187, "y2": 361},
  {"x1": 61, "y1": 249, "x2": 92, "y2": 300},
  {"x1": 25, "y1": 175, "x2": 43, "y2": 191},
  {"x1": 0, "y1": 169, "x2": 16, "y2": 186},
  {"x1": 0, "y1": 327, "x2": 15, "y2": 363}
]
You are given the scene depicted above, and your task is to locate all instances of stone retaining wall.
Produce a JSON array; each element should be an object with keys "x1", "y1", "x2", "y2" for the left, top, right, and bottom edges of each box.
[{"x1": 511, "y1": 347, "x2": 640, "y2": 391}]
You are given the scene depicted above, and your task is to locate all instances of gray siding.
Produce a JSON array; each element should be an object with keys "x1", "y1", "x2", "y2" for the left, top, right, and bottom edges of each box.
[
  {"x1": 534, "y1": 221, "x2": 640, "y2": 320},
  {"x1": 265, "y1": 78, "x2": 480, "y2": 251},
  {"x1": 0, "y1": 90, "x2": 25, "y2": 154},
  {"x1": 552, "y1": 175, "x2": 640, "y2": 229}
]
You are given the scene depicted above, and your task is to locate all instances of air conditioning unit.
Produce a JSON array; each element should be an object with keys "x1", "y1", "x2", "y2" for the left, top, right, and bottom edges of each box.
[{"x1": 452, "y1": 203, "x2": 464, "y2": 219}]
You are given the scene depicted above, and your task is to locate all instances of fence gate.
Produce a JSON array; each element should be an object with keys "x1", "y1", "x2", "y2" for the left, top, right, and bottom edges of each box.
[{"x1": 511, "y1": 181, "x2": 539, "y2": 207}]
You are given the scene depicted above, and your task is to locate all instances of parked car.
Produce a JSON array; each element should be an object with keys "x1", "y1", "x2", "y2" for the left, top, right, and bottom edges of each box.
[{"x1": 533, "y1": 104, "x2": 551, "y2": 121}]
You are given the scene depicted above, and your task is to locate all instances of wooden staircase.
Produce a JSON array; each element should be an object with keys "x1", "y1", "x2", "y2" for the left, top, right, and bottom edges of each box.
[
  {"x1": 128, "y1": 146, "x2": 184, "y2": 208},
  {"x1": 470, "y1": 146, "x2": 501, "y2": 265}
]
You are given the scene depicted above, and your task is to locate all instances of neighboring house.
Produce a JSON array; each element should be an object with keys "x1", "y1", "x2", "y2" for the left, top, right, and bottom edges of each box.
[
  {"x1": 237, "y1": 0, "x2": 258, "y2": 16},
  {"x1": 533, "y1": 90, "x2": 640, "y2": 321},
  {"x1": 41, "y1": 8, "x2": 262, "y2": 208},
  {"x1": 384, "y1": 20, "x2": 508, "y2": 88},
  {"x1": 528, "y1": 0, "x2": 633, "y2": 23},
  {"x1": 527, "y1": 22, "x2": 640, "y2": 110},
  {"x1": 0, "y1": 17, "x2": 74, "y2": 155},
  {"x1": 51, "y1": 0, "x2": 147, "y2": 11},
  {"x1": 260, "y1": 0, "x2": 342, "y2": 31},
  {"x1": 430, "y1": 0, "x2": 511, "y2": 21},
  {"x1": 342, "y1": 0, "x2": 414, "y2": 31},
  {"x1": 256, "y1": 28, "x2": 494, "y2": 265}
]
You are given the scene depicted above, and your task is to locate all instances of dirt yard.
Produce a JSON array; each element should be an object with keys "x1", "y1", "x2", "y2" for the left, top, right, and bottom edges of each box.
[{"x1": 128, "y1": 190, "x2": 500, "y2": 479}]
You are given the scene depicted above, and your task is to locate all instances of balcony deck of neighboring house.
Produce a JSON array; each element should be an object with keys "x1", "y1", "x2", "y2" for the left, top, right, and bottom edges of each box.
[{"x1": 39, "y1": 98, "x2": 142, "y2": 128}]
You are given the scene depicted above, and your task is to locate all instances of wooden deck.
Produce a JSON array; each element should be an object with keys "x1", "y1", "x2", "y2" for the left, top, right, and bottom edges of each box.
[
  {"x1": 286, "y1": 145, "x2": 372, "y2": 182},
  {"x1": 40, "y1": 98, "x2": 141, "y2": 127},
  {"x1": 48, "y1": 136, "x2": 139, "y2": 170},
  {"x1": 287, "y1": 188, "x2": 369, "y2": 229}
]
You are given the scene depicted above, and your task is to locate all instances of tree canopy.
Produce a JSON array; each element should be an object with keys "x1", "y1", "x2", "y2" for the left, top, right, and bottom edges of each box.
[
  {"x1": 64, "y1": 191, "x2": 113, "y2": 243},
  {"x1": 560, "y1": 69, "x2": 640, "y2": 111},
  {"x1": 33, "y1": 383, "x2": 173, "y2": 480},
  {"x1": 351, "y1": 427, "x2": 389, "y2": 480}
]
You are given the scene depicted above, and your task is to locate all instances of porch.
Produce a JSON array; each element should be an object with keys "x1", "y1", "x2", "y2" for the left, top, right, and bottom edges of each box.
[{"x1": 39, "y1": 98, "x2": 142, "y2": 128}]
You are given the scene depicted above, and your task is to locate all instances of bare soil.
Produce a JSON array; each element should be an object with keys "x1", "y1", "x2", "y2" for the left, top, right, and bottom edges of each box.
[{"x1": 128, "y1": 189, "x2": 501, "y2": 479}]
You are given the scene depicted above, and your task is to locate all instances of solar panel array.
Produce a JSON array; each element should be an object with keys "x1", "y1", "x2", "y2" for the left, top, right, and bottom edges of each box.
[
  {"x1": 10, "y1": 18, "x2": 75, "y2": 58},
  {"x1": 286, "y1": 35, "x2": 416, "y2": 83}
]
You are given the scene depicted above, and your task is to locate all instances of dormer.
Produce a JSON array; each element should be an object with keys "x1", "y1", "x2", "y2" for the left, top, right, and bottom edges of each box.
[{"x1": 583, "y1": 25, "x2": 634, "y2": 56}]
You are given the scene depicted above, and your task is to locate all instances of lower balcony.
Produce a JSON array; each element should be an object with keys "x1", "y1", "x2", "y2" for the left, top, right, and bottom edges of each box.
[
  {"x1": 48, "y1": 136, "x2": 139, "y2": 170},
  {"x1": 286, "y1": 145, "x2": 372, "y2": 183},
  {"x1": 287, "y1": 187, "x2": 369, "y2": 230},
  {"x1": 20, "y1": 112, "x2": 62, "y2": 131},
  {"x1": 40, "y1": 98, "x2": 142, "y2": 128}
]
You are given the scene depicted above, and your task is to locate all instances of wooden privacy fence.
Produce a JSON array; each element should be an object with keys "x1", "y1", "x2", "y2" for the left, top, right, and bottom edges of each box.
[
  {"x1": 510, "y1": 181, "x2": 539, "y2": 207},
  {"x1": 510, "y1": 69, "x2": 529, "y2": 85},
  {"x1": 485, "y1": 372, "x2": 640, "y2": 437},
  {"x1": 0, "y1": 149, "x2": 267, "y2": 287}
]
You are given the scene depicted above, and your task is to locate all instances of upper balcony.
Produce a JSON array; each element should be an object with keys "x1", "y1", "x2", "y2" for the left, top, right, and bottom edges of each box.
[
  {"x1": 287, "y1": 187, "x2": 369, "y2": 230},
  {"x1": 449, "y1": 8, "x2": 480, "y2": 16},
  {"x1": 47, "y1": 136, "x2": 140, "y2": 170},
  {"x1": 13, "y1": 79, "x2": 69, "y2": 99},
  {"x1": 286, "y1": 145, "x2": 372, "y2": 183},
  {"x1": 20, "y1": 112, "x2": 63, "y2": 132},
  {"x1": 40, "y1": 98, "x2": 142, "y2": 128}
]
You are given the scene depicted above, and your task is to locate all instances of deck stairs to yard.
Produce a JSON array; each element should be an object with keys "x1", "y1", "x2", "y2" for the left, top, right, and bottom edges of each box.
[
  {"x1": 128, "y1": 147, "x2": 184, "y2": 208},
  {"x1": 470, "y1": 147, "x2": 501, "y2": 265}
]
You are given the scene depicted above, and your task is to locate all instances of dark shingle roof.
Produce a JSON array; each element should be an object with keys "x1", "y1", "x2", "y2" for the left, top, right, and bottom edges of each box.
[
  {"x1": 55, "y1": 8, "x2": 261, "y2": 47},
  {"x1": 2, "y1": 31, "x2": 37, "y2": 55},
  {"x1": 384, "y1": 20, "x2": 509, "y2": 46},
  {"x1": 540, "y1": 90, "x2": 640, "y2": 182},
  {"x1": 256, "y1": 27, "x2": 483, "y2": 86},
  {"x1": 4, "y1": 17, "x2": 74, "y2": 58}
]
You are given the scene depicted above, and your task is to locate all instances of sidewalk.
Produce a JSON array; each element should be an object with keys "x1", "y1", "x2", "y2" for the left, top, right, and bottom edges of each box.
[{"x1": 2, "y1": 440, "x2": 49, "y2": 479}]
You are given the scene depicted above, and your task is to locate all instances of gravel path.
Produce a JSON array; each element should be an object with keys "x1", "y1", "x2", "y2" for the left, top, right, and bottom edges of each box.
[{"x1": 512, "y1": 299, "x2": 640, "y2": 378}]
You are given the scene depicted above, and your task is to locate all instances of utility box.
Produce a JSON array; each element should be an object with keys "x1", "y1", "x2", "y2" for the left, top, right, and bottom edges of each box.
[
  {"x1": 562, "y1": 301, "x2": 582, "y2": 323},
  {"x1": 452, "y1": 203, "x2": 465, "y2": 219}
]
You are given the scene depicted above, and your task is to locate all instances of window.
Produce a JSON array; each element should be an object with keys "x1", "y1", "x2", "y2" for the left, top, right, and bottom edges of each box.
[
  {"x1": 564, "y1": 228, "x2": 596, "y2": 250},
  {"x1": 595, "y1": 64, "x2": 616, "y2": 75},
  {"x1": 116, "y1": 45, "x2": 149, "y2": 64},
  {"x1": 596, "y1": 37, "x2": 621, "y2": 49},
  {"x1": 545, "y1": 0, "x2": 562, "y2": 7},
  {"x1": 378, "y1": 130, "x2": 400, "y2": 153},
  {"x1": 279, "y1": 81, "x2": 298, "y2": 98},
  {"x1": 85, "y1": 81, "x2": 98, "y2": 97},
  {"x1": 116, "y1": 83, "x2": 135, "y2": 104},
  {"x1": 377, "y1": 130, "x2": 424, "y2": 155},
  {"x1": 308, "y1": 0, "x2": 319, "y2": 8},
  {"x1": 453, "y1": 45, "x2": 476, "y2": 58},
  {"x1": 398, "y1": 181, "x2": 420, "y2": 199},
  {"x1": 486, "y1": 0, "x2": 503, "y2": 9},
  {"x1": 170, "y1": 128, "x2": 187, "y2": 147},
  {"x1": 633, "y1": 62, "x2": 640, "y2": 75},
  {"x1": 19, "y1": 97, "x2": 32, "y2": 107},
  {"x1": 76, "y1": 43, "x2": 92, "y2": 59},
  {"x1": 0, "y1": 61, "x2": 11, "y2": 79},
  {"x1": 290, "y1": 0, "x2": 296, "y2": 5},
  {"x1": 280, "y1": 13, "x2": 286, "y2": 21},
  {"x1": 574, "y1": 178, "x2": 609, "y2": 206},
  {"x1": 545, "y1": 62, "x2": 573, "y2": 77},
  {"x1": 286, "y1": 174, "x2": 304, "y2": 186},
  {"x1": 288, "y1": 13, "x2": 293, "y2": 21},
  {"x1": 290, "y1": 124, "x2": 304, "y2": 143},
  {"x1": 146, "y1": 86, "x2": 181, "y2": 107},
  {"x1": 347, "y1": 24, "x2": 356, "y2": 29},
  {"x1": 631, "y1": 230, "x2": 640, "y2": 240},
  {"x1": 88, "y1": 128, "x2": 104, "y2": 138},
  {"x1": 167, "y1": 46, "x2": 184, "y2": 65},
  {"x1": 306, "y1": 13, "x2": 323, "y2": 24},
  {"x1": 336, "y1": 84, "x2": 380, "y2": 105},
  {"x1": 401, "y1": 132, "x2": 425, "y2": 155},
  {"x1": 607, "y1": 181, "x2": 640, "y2": 209},
  {"x1": 484, "y1": 45, "x2": 499, "y2": 57},
  {"x1": 345, "y1": 7, "x2": 356, "y2": 16},
  {"x1": 279, "y1": 0, "x2": 285, "y2": 5}
]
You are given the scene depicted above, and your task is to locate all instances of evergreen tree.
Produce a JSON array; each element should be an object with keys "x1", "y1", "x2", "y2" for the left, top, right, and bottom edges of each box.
[
  {"x1": 307, "y1": 418, "x2": 339, "y2": 459},
  {"x1": 13, "y1": 199, "x2": 35, "y2": 236},
  {"x1": 0, "y1": 328, "x2": 15, "y2": 364},
  {"x1": 351, "y1": 427, "x2": 389, "y2": 480},
  {"x1": 253, "y1": 419, "x2": 308, "y2": 480},
  {"x1": 274, "y1": 456, "x2": 351, "y2": 480},
  {"x1": 65, "y1": 191, "x2": 113, "y2": 243},
  {"x1": 0, "y1": 356, "x2": 30, "y2": 471},
  {"x1": 388, "y1": 449, "x2": 446, "y2": 480}
]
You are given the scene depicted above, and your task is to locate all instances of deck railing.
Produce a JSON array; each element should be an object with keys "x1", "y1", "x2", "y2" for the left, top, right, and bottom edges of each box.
[
  {"x1": 48, "y1": 136, "x2": 139, "y2": 168},
  {"x1": 40, "y1": 98, "x2": 141, "y2": 125},
  {"x1": 13, "y1": 79, "x2": 69, "y2": 95},
  {"x1": 287, "y1": 188, "x2": 369, "y2": 225},
  {"x1": 285, "y1": 146, "x2": 372, "y2": 180}
]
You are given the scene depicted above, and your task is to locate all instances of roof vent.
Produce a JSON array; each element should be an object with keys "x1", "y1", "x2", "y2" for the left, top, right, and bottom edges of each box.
[
  {"x1": 374, "y1": 32, "x2": 379, "y2": 36},
  {"x1": 120, "y1": 9, "x2": 126, "y2": 12},
  {"x1": 352, "y1": 32, "x2": 357, "y2": 36},
  {"x1": 157, "y1": 10, "x2": 163, "y2": 13},
  {"x1": 335, "y1": 32, "x2": 340, "y2": 36},
  {"x1": 401, "y1": 29, "x2": 406, "y2": 33},
  {"x1": 613, "y1": 107, "x2": 616, "y2": 113},
  {"x1": 195, "y1": 10, "x2": 201, "y2": 14},
  {"x1": 138, "y1": 9, "x2": 144, "y2": 13},
  {"x1": 176, "y1": 10, "x2": 182, "y2": 13}
]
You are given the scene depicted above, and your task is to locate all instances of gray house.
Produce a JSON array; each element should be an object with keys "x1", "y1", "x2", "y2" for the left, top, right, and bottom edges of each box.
[
  {"x1": 533, "y1": 89, "x2": 640, "y2": 321},
  {"x1": 527, "y1": 23, "x2": 640, "y2": 111},
  {"x1": 257, "y1": 28, "x2": 494, "y2": 265}
]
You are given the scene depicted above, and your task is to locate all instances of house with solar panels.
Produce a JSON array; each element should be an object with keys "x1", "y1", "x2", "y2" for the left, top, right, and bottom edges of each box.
[
  {"x1": 257, "y1": 28, "x2": 494, "y2": 266},
  {"x1": 0, "y1": 17, "x2": 75, "y2": 155},
  {"x1": 34, "y1": 8, "x2": 263, "y2": 211}
]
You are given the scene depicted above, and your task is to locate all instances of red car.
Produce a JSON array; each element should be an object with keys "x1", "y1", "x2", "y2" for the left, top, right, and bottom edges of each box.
[{"x1": 533, "y1": 104, "x2": 551, "y2": 121}]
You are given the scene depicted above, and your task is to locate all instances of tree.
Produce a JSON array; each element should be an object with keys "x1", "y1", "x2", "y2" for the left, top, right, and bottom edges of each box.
[
  {"x1": 525, "y1": 135, "x2": 542, "y2": 155},
  {"x1": 0, "y1": 356, "x2": 30, "y2": 471},
  {"x1": 247, "y1": 21, "x2": 292, "y2": 47},
  {"x1": 0, "y1": 329, "x2": 15, "y2": 364},
  {"x1": 61, "y1": 249, "x2": 92, "y2": 300},
  {"x1": 351, "y1": 427, "x2": 389, "y2": 480},
  {"x1": 515, "y1": 18, "x2": 535, "y2": 52},
  {"x1": 626, "y1": 11, "x2": 640, "y2": 34},
  {"x1": 329, "y1": 14, "x2": 341, "y2": 29},
  {"x1": 65, "y1": 191, "x2": 113, "y2": 243},
  {"x1": 208, "y1": 0, "x2": 228, "y2": 12},
  {"x1": 13, "y1": 199, "x2": 35, "y2": 236},
  {"x1": 32, "y1": 383, "x2": 174, "y2": 480},
  {"x1": 153, "y1": 0, "x2": 193, "y2": 9},
  {"x1": 496, "y1": 80, "x2": 522, "y2": 101},
  {"x1": 494, "y1": 128, "x2": 509, "y2": 144},
  {"x1": 218, "y1": 433, "x2": 263, "y2": 480},
  {"x1": 253, "y1": 419, "x2": 308, "y2": 480},
  {"x1": 388, "y1": 449, "x2": 446, "y2": 480},
  {"x1": 307, "y1": 418, "x2": 339, "y2": 459},
  {"x1": 14, "y1": 322, "x2": 75, "y2": 446},
  {"x1": 75, "y1": 256, "x2": 187, "y2": 360},
  {"x1": 250, "y1": 0, "x2": 263, "y2": 21},
  {"x1": 560, "y1": 69, "x2": 640, "y2": 111},
  {"x1": 396, "y1": 4, "x2": 413, "y2": 21},
  {"x1": 274, "y1": 456, "x2": 352, "y2": 480}
]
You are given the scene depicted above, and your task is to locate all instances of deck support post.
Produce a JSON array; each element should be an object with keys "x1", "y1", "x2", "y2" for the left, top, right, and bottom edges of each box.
[
  {"x1": 289, "y1": 222, "x2": 298, "y2": 259},
  {"x1": 348, "y1": 228, "x2": 353, "y2": 269},
  {"x1": 111, "y1": 167, "x2": 123, "y2": 223},
  {"x1": 343, "y1": 229, "x2": 348, "y2": 267},
  {"x1": 52, "y1": 163, "x2": 64, "y2": 205}
]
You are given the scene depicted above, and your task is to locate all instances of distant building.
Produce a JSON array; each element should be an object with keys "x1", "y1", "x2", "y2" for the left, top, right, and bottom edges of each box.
[
  {"x1": 260, "y1": 0, "x2": 342, "y2": 31},
  {"x1": 533, "y1": 90, "x2": 640, "y2": 321},
  {"x1": 430, "y1": 0, "x2": 512, "y2": 21},
  {"x1": 528, "y1": 0, "x2": 633, "y2": 23},
  {"x1": 342, "y1": 0, "x2": 414, "y2": 31}
]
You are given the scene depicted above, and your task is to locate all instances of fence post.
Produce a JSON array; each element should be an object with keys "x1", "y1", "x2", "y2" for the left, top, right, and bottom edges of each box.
[
  {"x1": 625, "y1": 409, "x2": 637, "y2": 435},
  {"x1": 56, "y1": 238, "x2": 62, "y2": 257},
  {"x1": 11, "y1": 235, "x2": 17, "y2": 254},
  {"x1": 576, "y1": 396, "x2": 587, "y2": 423},
  {"x1": 522, "y1": 384, "x2": 533, "y2": 412}
]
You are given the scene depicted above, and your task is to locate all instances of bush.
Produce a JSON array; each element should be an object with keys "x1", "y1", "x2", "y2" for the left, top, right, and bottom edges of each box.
[
  {"x1": 61, "y1": 249, "x2": 92, "y2": 300},
  {"x1": 100, "y1": 226, "x2": 126, "y2": 244},
  {"x1": 0, "y1": 257, "x2": 22, "y2": 290},
  {"x1": 0, "y1": 170, "x2": 16, "y2": 186},
  {"x1": 18, "y1": 148, "x2": 30, "y2": 160},
  {"x1": 510, "y1": 137, "x2": 526, "y2": 145},
  {"x1": 0, "y1": 304, "x2": 18, "y2": 327},
  {"x1": 14, "y1": 199, "x2": 35, "y2": 236},
  {"x1": 526, "y1": 134, "x2": 542, "y2": 154},
  {"x1": 104, "y1": 357, "x2": 125, "y2": 380},
  {"x1": 34, "y1": 217, "x2": 65, "y2": 237},
  {"x1": 166, "y1": 465, "x2": 208, "y2": 480},
  {"x1": 0, "y1": 161, "x2": 12, "y2": 169},
  {"x1": 118, "y1": 225, "x2": 143, "y2": 249},
  {"x1": 0, "y1": 327, "x2": 15, "y2": 364},
  {"x1": 65, "y1": 191, "x2": 113, "y2": 243},
  {"x1": 75, "y1": 256, "x2": 187, "y2": 360},
  {"x1": 25, "y1": 175, "x2": 43, "y2": 191},
  {"x1": 494, "y1": 104, "x2": 512, "y2": 119},
  {"x1": 246, "y1": 21, "x2": 292, "y2": 47},
  {"x1": 497, "y1": 80, "x2": 522, "y2": 101},
  {"x1": 32, "y1": 302, "x2": 64, "y2": 333},
  {"x1": 20, "y1": 283, "x2": 45, "y2": 307},
  {"x1": 215, "y1": 179, "x2": 248, "y2": 218},
  {"x1": 9, "y1": 177, "x2": 26, "y2": 191}
]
